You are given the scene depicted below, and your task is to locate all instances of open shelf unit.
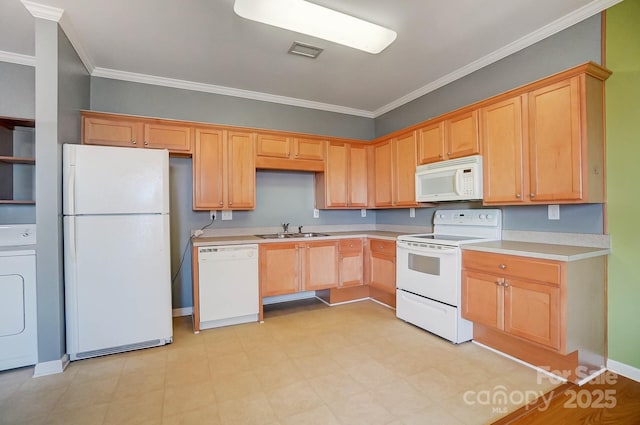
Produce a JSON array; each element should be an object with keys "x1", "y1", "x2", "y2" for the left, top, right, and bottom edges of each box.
[{"x1": 0, "y1": 117, "x2": 35, "y2": 205}]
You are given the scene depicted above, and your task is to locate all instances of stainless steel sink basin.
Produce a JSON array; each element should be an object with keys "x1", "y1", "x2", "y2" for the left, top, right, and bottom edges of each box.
[{"x1": 256, "y1": 232, "x2": 329, "y2": 239}]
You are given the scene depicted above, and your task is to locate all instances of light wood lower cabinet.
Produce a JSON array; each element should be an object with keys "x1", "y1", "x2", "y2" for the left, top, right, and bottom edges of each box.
[
  {"x1": 462, "y1": 249, "x2": 606, "y2": 382},
  {"x1": 260, "y1": 241, "x2": 339, "y2": 297},
  {"x1": 368, "y1": 239, "x2": 396, "y2": 294},
  {"x1": 192, "y1": 128, "x2": 255, "y2": 210},
  {"x1": 338, "y1": 239, "x2": 364, "y2": 287}
]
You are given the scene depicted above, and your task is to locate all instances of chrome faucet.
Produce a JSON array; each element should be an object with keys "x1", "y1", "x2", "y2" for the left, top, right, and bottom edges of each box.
[
  {"x1": 298, "y1": 225, "x2": 303, "y2": 234},
  {"x1": 281, "y1": 222, "x2": 290, "y2": 233}
]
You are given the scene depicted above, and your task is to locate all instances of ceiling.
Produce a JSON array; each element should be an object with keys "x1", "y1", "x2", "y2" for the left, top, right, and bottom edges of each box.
[{"x1": 0, "y1": 0, "x2": 616, "y2": 117}]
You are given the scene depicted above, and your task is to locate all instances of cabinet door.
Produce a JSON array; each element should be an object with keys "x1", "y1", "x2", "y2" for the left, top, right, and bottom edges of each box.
[
  {"x1": 348, "y1": 144, "x2": 368, "y2": 207},
  {"x1": 461, "y1": 271, "x2": 503, "y2": 329},
  {"x1": 324, "y1": 142, "x2": 348, "y2": 207},
  {"x1": 260, "y1": 243, "x2": 299, "y2": 296},
  {"x1": 293, "y1": 137, "x2": 325, "y2": 161},
  {"x1": 417, "y1": 122, "x2": 445, "y2": 164},
  {"x1": 339, "y1": 239, "x2": 364, "y2": 287},
  {"x1": 193, "y1": 128, "x2": 224, "y2": 210},
  {"x1": 303, "y1": 241, "x2": 339, "y2": 291},
  {"x1": 528, "y1": 77, "x2": 582, "y2": 202},
  {"x1": 481, "y1": 96, "x2": 526, "y2": 204},
  {"x1": 143, "y1": 121, "x2": 192, "y2": 153},
  {"x1": 392, "y1": 131, "x2": 418, "y2": 206},
  {"x1": 369, "y1": 252, "x2": 395, "y2": 294},
  {"x1": 373, "y1": 141, "x2": 393, "y2": 207},
  {"x1": 445, "y1": 110, "x2": 479, "y2": 159},
  {"x1": 504, "y1": 278, "x2": 560, "y2": 350},
  {"x1": 256, "y1": 133, "x2": 291, "y2": 159},
  {"x1": 83, "y1": 115, "x2": 140, "y2": 148},
  {"x1": 227, "y1": 131, "x2": 255, "y2": 209}
]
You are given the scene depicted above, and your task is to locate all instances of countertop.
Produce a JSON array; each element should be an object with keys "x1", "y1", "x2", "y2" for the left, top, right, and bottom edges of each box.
[
  {"x1": 462, "y1": 240, "x2": 610, "y2": 262},
  {"x1": 192, "y1": 231, "x2": 403, "y2": 247}
]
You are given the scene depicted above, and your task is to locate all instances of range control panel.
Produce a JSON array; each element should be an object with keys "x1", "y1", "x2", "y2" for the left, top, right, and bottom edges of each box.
[
  {"x1": 0, "y1": 225, "x2": 37, "y2": 247},
  {"x1": 433, "y1": 209, "x2": 501, "y2": 227}
]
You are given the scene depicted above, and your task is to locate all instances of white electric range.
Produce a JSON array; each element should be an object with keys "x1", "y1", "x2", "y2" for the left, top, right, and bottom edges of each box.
[{"x1": 396, "y1": 209, "x2": 502, "y2": 343}]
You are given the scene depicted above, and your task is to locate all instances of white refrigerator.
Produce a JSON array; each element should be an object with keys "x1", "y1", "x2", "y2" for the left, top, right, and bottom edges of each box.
[{"x1": 63, "y1": 144, "x2": 173, "y2": 361}]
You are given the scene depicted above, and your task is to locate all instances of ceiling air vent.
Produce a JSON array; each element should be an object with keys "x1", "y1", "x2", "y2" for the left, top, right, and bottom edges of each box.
[{"x1": 288, "y1": 41, "x2": 323, "y2": 59}]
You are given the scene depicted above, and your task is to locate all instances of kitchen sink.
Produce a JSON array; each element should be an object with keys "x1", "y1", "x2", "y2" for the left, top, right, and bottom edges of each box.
[{"x1": 256, "y1": 232, "x2": 330, "y2": 239}]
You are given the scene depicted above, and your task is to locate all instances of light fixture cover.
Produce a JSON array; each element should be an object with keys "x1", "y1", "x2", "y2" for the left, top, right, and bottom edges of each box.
[{"x1": 234, "y1": 0, "x2": 397, "y2": 54}]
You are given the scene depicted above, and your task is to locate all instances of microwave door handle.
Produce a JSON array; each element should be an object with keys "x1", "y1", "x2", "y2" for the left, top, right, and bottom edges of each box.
[{"x1": 453, "y1": 169, "x2": 463, "y2": 195}]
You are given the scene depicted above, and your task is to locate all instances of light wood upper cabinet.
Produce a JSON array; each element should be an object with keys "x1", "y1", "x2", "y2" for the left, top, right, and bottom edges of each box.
[
  {"x1": 482, "y1": 70, "x2": 607, "y2": 205},
  {"x1": 373, "y1": 132, "x2": 418, "y2": 208},
  {"x1": 193, "y1": 129, "x2": 255, "y2": 210},
  {"x1": 392, "y1": 131, "x2": 418, "y2": 207},
  {"x1": 83, "y1": 114, "x2": 141, "y2": 148},
  {"x1": 255, "y1": 132, "x2": 325, "y2": 171},
  {"x1": 445, "y1": 110, "x2": 480, "y2": 159},
  {"x1": 193, "y1": 128, "x2": 224, "y2": 210},
  {"x1": 315, "y1": 141, "x2": 367, "y2": 208},
  {"x1": 528, "y1": 77, "x2": 582, "y2": 202},
  {"x1": 82, "y1": 111, "x2": 192, "y2": 155},
  {"x1": 481, "y1": 95, "x2": 527, "y2": 204},
  {"x1": 143, "y1": 121, "x2": 192, "y2": 153},
  {"x1": 417, "y1": 122, "x2": 445, "y2": 164}
]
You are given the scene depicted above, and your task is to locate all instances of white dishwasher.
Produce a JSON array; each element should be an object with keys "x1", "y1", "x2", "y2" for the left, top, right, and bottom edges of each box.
[{"x1": 197, "y1": 244, "x2": 259, "y2": 331}]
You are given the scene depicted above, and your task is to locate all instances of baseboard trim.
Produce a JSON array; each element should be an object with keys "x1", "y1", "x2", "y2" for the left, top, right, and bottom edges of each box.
[
  {"x1": 607, "y1": 359, "x2": 640, "y2": 383},
  {"x1": 33, "y1": 354, "x2": 69, "y2": 377},
  {"x1": 172, "y1": 307, "x2": 193, "y2": 317}
]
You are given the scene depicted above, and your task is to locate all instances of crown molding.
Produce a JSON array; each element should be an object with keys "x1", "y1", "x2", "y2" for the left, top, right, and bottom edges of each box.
[
  {"x1": 0, "y1": 50, "x2": 36, "y2": 67},
  {"x1": 91, "y1": 67, "x2": 375, "y2": 118},
  {"x1": 59, "y1": 13, "x2": 94, "y2": 73},
  {"x1": 372, "y1": 0, "x2": 623, "y2": 117},
  {"x1": 21, "y1": 0, "x2": 63, "y2": 21}
]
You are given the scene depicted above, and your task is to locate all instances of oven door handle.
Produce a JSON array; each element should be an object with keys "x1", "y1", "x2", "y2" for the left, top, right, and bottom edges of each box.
[{"x1": 397, "y1": 241, "x2": 458, "y2": 255}]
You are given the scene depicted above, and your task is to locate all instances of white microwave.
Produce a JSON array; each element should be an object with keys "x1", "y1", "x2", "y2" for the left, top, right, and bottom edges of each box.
[{"x1": 415, "y1": 155, "x2": 483, "y2": 202}]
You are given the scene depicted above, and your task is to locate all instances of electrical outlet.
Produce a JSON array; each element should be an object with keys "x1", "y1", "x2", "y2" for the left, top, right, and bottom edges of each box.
[
  {"x1": 313, "y1": 208, "x2": 320, "y2": 219},
  {"x1": 209, "y1": 210, "x2": 216, "y2": 221},
  {"x1": 409, "y1": 208, "x2": 415, "y2": 218},
  {"x1": 548, "y1": 204, "x2": 560, "y2": 220},
  {"x1": 221, "y1": 210, "x2": 233, "y2": 221},
  {"x1": 361, "y1": 209, "x2": 366, "y2": 218}
]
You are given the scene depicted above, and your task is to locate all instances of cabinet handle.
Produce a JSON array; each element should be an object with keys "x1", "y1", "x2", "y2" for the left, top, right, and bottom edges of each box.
[
  {"x1": 499, "y1": 264, "x2": 507, "y2": 270},
  {"x1": 438, "y1": 154, "x2": 443, "y2": 158},
  {"x1": 447, "y1": 152, "x2": 452, "y2": 156},
  {"x1": 295, "y1": 153, "x2": 298, "y2": 158},
  {"x1": 219, "y1": 201, "x2": 223, "y2": 206},
  {"x1": 530, "y1": 193, "x2": 536, "y2": 198},
  {"x1": 515, "y1": 194, "x2": 521, "y2": 198},
  {"x1": 132, "y1": 140, "x2": 136, "y2": 145},
  {"x1": 503, "y1": 281, "x2": 510, "y2": 288},
  {"x1": 229, "y1": 202, "x2": 233, "y2": 206},
  {"x1": 496, "y1": 279, "x2": 504, "y2": 286},
  {"x1": 144, "y1": 141, "x2": 149, "y2": 146}
]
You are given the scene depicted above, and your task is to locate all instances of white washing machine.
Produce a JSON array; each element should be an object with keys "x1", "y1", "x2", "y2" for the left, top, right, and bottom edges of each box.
[{"x1": 0, "y1": 224, "x2": 37, "y2": 371}]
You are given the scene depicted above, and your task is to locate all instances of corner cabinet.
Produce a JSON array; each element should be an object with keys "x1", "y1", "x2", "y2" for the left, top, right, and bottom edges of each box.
[
  {"x1": 462, "y1": 248, "x2": 606, "y2": 382},
  {"x1": 192, "y1": 128, "x2": 255, "y2": 210},
  {"x1": 481, "y1": 63, "x2": 610, "y2": 205},
  {"x1": 81, "y1": 111, "x2": 192, "y2": 156},
  {"x1": 0, "y1": 118, "x2": 35, "y2": 204}
]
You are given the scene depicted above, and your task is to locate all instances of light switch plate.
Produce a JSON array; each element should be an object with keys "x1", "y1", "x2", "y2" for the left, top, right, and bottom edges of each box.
[
  {"x1": 313, "y1": 208, "x2": 320, "y2": 218},
  {"x1": 221, "y1": 210, "x2": 233, "y2": 221},
  {"x1": 548, "y1": 204, "x2": 560, "y2": 220},
  {"x1": 409, "y1": 208, "x2": 415, "y2": 218}
]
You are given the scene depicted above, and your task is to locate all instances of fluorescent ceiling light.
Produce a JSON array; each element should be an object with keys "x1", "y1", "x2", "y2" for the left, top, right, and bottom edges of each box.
[{"x1": 234, "y1": 0, "x2": 397, "y2": 54}]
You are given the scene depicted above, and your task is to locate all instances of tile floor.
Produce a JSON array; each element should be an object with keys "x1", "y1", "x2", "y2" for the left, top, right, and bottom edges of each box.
[{"x1": 0, "y1": 299, "x2": 560, "y2": 425}]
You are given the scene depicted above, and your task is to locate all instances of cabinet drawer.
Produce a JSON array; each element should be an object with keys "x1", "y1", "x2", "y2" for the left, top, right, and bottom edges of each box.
[
  {"x1": 369, "y1": 239, "x2": 396, "y2": 256},
  {"x1": 339, "y1": 238, "x2": 363, "y2": 253},
  {"x1": 462, "y1": 251, "x2": 561, "y2": 285}
]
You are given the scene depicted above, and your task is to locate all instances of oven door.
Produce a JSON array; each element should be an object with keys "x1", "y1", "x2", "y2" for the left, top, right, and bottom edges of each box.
[{"x1": 396, "y1": 240, "x2": 460, "y2": 306}]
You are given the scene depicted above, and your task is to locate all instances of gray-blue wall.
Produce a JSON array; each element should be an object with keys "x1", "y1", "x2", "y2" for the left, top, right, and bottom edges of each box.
[{"x1": 0, "y1": 61, "x2": 36, "y2": 224}]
